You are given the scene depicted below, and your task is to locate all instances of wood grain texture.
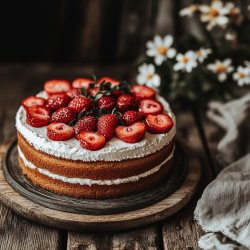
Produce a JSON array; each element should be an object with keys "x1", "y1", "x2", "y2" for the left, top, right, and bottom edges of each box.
[
  {"x1": 67, "y1": 227, "x2": 160, "y2": 250},
  {"x1": 0, "y1": 140, "x2": 201, "y2": 232}
]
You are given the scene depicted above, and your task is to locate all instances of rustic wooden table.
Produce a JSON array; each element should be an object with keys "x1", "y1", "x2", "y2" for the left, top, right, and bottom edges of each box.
[{"x1": 0, "y1": 64, "x2": 220, "y2": 250}]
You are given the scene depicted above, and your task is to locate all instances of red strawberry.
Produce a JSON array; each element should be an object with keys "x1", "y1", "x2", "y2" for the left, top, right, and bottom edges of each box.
[
  {"x1": 97, "y1": 114, "x2": 118, "y2": 140},
  {"x1": 78, "y1": 132, "x2": 106, "y2": 151},
  {"x1": 97, "y1": 77, "x2": 119, "y2": 86},
  {"x1": 51, "y1": 107, "x2": 76, "y2": 125},
  {"x1": 66, "y1": 88, "x2": 80, "y2": 98},
  {"x1": 74, "y1": 116, "x2": 98, "y2": 134},
  {"x1": 145, "y1": 114, "x2": 174, "y2": 134},
  {"x1": 46, "y1": 93, "x2": 71, "y2": 110},
  {"x1": 111, "y1": 90, "x2": 123, "y2": 98},
  {"x1": 72, "y1": 78, "x2": 92, "y2": 89},
  {"x1": 47, "y1": 123, "x2": 74, "y2": 141},
  {"x1": 22, "y1": 96, "x2": 46, "y2": 109},
  {"x1": 116, "y1": 94, "x2": 137, "y2": 112},
  {"x1": 97, "y1": 96, "x2": 115, "y2": 111},
  {"x1": 88, "y1": 87, "x2": 99, "y2": 97},
  {"x1": 122, "y1": 111, "x2": 141, "y2": 126},
  {"x1": 44, "y1": 80, "x2": 71, "y2": 94},
  {"x1": 26, "y1": 107, "x2": 50, "y2": 127},
  {"x1": 115, "y1": 122, "x2": 146, "y2": 143},
  {"x1": 131, "y1": 85, "x2": 155, "y2": 100},
  {"x1": 139, "y1": 99, "x2": 163, "y2": 116},
  {"x1": 68, "y1": 96, "x2": 92, "y2": 113}
]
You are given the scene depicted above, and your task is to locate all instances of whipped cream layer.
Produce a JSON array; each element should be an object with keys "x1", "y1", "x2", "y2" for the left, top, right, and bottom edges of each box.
[
  {"x1": 18, "y1": 147, "x2": 174, "y2": 186},
  {"x1": 16, "y1": 92, "x2": 176, "y2": 162}
]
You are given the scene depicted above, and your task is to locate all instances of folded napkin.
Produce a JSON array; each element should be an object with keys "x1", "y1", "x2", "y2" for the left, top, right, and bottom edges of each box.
[{"x1": 194, "y1": 93, "x2": 250, "y2": 249}]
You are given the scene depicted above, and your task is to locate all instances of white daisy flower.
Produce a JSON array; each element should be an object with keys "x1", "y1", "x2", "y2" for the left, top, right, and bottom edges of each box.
[
  {"x1": 174, "y1": 51, "x2": 198, "y2": 73},
  {"x1": 146, "y1": 35, "x2": 176, "y2": 66},
  {"x1": 199, "y1": 1, "x2": 230, "y2": 30},
  {"x1": 179, "y1": 4, "x2": 199, "y2": 17},
  {"x1": 207, "y1": 59, "x2": 234, "y2": 82},
  {"x1": 196, "y1": 48, "x2": 212, "y2": 63},
  {"x1": 233, "y1": 66, "x2": 250, "y2": 86},
  {"x1": 137, "y1": 63, "x2": 161, "y2": 88}
]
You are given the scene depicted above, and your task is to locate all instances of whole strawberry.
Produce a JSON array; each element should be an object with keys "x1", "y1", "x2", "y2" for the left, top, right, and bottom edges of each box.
[
  {"x1": 66, "y1": 88, "x2": 80, "y2": 99},
  {"x1": 46, "y1": 93, "x2": 71, "y2": 110},
  {"x1": 51, "y1": 107, "x2": 76, "y2": 125},
  {"x1": 74, "y1": 116, "x2": 98, "y2": 135},
  {"x1": 122, "y1": 111, "x2": 141, "y2": 126},
  {"x1": 68, "y1": 96, "x2": 93, "y2": 113},
  {"x1": 97, "y1": 96, "x2": 115, "y2": 111},
  {"x1": 116, "y1": 94, "x2": 137, "y2": 112},
  {"x1": 97, "y1": 114, "x2": 118, "y2": 140}
]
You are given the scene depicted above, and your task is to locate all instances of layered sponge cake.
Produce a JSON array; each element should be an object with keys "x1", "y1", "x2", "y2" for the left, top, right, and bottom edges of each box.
[{"x1": 16, "y1": 77, "x2": 176, "y2": 198}]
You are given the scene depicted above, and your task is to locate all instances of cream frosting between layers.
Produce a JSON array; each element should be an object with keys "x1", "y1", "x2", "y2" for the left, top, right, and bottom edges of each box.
[
  {"x1": 18, "y1": 147, "x2": 174, "y2": 186},
  {"x1": 16, "y1": 92, "x2": 176, "y2": 162}
]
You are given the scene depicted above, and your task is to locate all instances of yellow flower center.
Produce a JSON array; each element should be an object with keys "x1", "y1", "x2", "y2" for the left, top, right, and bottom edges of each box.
[
  {"x1": 181, "y1": 56, "x2": 188, "y2": 64},
  {"x1": 146, "y1": 73, "x2": 153, "y2": 80},
  {"x1": 216, "y1": 64, "x2": 226, "y2": 73},
  {"x1": 239, "y1": 72, "x2": 245, "y2": 78},
  {"x1": 157, "y1": 46, "x2": 168, "y2": 56},
  {"x1": 209, "y1": 8, "x2": 219, "y2": 17}
]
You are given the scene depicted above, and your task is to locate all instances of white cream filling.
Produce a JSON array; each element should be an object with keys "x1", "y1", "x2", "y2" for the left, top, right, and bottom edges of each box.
[
  {"x1": 18, "y1": 147, "x2": 174, "y2": 186},
  {"x1": 15, "y1": 92, "x2": 176, "y2": 162}
]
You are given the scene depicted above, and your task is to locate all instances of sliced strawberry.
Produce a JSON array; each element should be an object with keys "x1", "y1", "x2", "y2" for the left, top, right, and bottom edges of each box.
[
  {"x1": 26, "y1": 107, "x2": 50, "y2": 127},
  {"x1": 22, "y1": 96, "x2": 46, "y2": 109},
  {"x1": 97, "y1": 77, "x2": 119, "y2": 86},
  {"x1": 78, "y1": 132, "x2": 106, "y2": 151},
  {"x1": 145, "y1": 114, "x2": 174, "y2": 134},
  {"x1": 116, "y1": 94, "x2": 137, "y2": 112},
  {"x1": 66, "y1": 88, "x2": 80, "y2": 98},
  {"x1": 72, "y1": 78, "x2": 92, "y2": 89},
  {"x1": 68, "y1": 96, "x2": 93, "y2": 113},
  {"x1": 46, "y1": 93, "x2": 71, "y2": 110},
  {"x1": 122, "y1": 111, "x2": 142, "y2": 126},
  {"x1": 131, "y1": 85, "x2": 155, "y2": 100},
  {"x1": 97, "y1": 114, "x2": 118, "y2": 140},
  {"x1": 47, "y1": 123, "x2": 74, "y2": 141},
  {"x1": 51, "y1": 107, "x2": 76, "y2": 125},
  {"x1": 139, "y1": 99, "x2": 163, "y2": 116},
  {"x1": 44, "y1": 80, "x2": 71, "y2": 94},
  {"x1": 97, "y1": 96, "x2": 115, "y2": 111},
  {"x1": 115, "y1": 122, "x2": 146, "y2": 143},
  {"x1": 74, "y1": 116, "x2": 98, "y2": 134},
  {"x1": 88, "y1": 87, "x2": 99, "y2": 97}
]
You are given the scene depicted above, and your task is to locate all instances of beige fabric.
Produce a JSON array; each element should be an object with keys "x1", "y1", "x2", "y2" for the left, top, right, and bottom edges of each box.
[{"x1": 194, "y1": 94, "x2": 250, "y2": 249}]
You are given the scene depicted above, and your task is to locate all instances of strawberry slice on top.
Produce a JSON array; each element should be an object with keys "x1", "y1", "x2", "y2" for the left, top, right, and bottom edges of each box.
[
  {"x1": 26, "y1": 106, "x2": 50, "y2": 127},
  {"x1": 72, "y1": 78, "x2": 92, "y2": 89},
  {"x1": 131, "y1": 85, "x2": 155, "y2": 100},
  {"x1": 44, "y1": 80, "x2": 71, "y2": 95},
  {"x1": 68, "y1": 96, "x2": 93, "y2": 113},
  {"x1": 78, "y1": 132, "x2": 106, "y2": 151},
  {"x1": 46, "y1": 93, "x2": 71, "y2": 110},
  {"x1": 22, "y1": 96, "x2": 46, "y2": 109},
  {"x1": 145, "y1": 114, "x2": 174, "y2": 134},
  {"x1": 47, "y1": 123, "x2": 74, "y2": 141},
  {"x1": 51, "y1": 107, "x2": 76, "y2": 125},
  {"x1": 115, "y1": 122, "x2": 146, "y2": 143},
  {"x1": 139, "y1": 99, "x2": 163, "y2": 116}
]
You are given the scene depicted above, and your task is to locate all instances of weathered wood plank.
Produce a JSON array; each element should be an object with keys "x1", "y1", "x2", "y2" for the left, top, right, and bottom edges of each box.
[{"x1": 67, "y1": 227, "x2": 160, "y2": 250}]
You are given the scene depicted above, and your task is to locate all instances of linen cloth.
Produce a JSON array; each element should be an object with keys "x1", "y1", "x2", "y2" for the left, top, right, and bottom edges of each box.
[{"x1": 194, "y1": 93, "x2": 250, "y2": 249}]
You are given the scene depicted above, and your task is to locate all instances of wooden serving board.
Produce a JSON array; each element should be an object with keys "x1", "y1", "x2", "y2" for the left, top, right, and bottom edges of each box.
[{"x1": 0, "y1": 140, "x2": 201, "y2": 232}]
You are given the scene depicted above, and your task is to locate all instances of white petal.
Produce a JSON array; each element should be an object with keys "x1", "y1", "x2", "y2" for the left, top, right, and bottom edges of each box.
[
  {"x1": 154, "y1": 35, "x2": 163, "y2": 47},
  {"x1": 146, "y1": 41, "x2": 155, "y2": 49},
  {"x1": 199, "y1": 5, "x2": 209, "y2": 13},
  {"x1": 137, "y1": 74, "x2": 146, "y2": 84},
  {"x1": 147, "y1": 64, "x2": 155, "y2": 74},
  {"x1": 216, "y1": 16, "x2": 229, "y2": 26},
  {"x1": 155, "y1": 55, "x2": 165, "y2": 66},
  {"x1": 163, "y1": 35, "x2": 174, "y2": 47},
  {"x1": 174, "y1": 63, "x2": 183, "y2": 71},
  {"x1": 218, "y1": 73, "x2": 227, "y2": 82},
  {"x1": 167, "y1": 48, "x2": 176, "y2": 58},
  {"x1": 146, "y1": 49, "x2": 157, "y2": 57},
  {"x1": 176, "y1": 53, "x2": 183, "y2": 61},
  {"x1": 152, "y1": 74, "x2": 161, "y2": 87}
]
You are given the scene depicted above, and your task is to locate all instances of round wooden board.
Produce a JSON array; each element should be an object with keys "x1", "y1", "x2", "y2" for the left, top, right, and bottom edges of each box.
[{"x1": 0, "y1": 140, "x2": 201, "y2": 232}]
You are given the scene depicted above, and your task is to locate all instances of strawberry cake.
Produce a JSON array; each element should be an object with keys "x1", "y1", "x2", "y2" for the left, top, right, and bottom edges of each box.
[{"x1": 16, "y1": 77, "x2": 176, "y2": 198}]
